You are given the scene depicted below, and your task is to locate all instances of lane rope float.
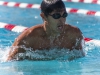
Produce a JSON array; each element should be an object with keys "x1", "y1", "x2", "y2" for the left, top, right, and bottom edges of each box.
[
  {"x1": 0, "y1": 1, "x2": 100, "y2": 16},
  {"x1": 63, "y1": 0, "x2": 100, "y2": 5},
  {"x1": 0, "y1": 22, "x2": 28, "y2": 33}
]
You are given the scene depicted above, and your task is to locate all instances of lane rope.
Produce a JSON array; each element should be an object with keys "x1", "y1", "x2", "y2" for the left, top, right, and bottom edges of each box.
[
  {"x1": 63, "y1": 0, "x2": 100, "y2": 5},
  {"x1": 0, "y1": 22, "x2": 28, "y2": 33},
  {"x1": 0, "y1": 1, "x2": 100, "y2": 16},
  {"x1": 0, "y1": 22, "x2": 100, "y2": 45}
]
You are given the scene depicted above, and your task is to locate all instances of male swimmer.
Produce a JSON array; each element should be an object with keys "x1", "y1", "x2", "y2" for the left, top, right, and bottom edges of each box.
[{"x1": 7, "y1": 0, "x2": 85, "y2": 61}]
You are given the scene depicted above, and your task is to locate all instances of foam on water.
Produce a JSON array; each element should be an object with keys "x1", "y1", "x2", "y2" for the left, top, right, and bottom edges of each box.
[
  {"x1": 0, "y1": 46, "x2": 10, "y2": 62},
  {"x1": 0, "y1": 48, "x2": 85, "y2": 62},
  {"x1": 0, "y1": 38, "x2": 100, "y2": 63},
  {"x1": 0, "y1": 45, "x2": 86, "y2": 62},
  {"x1": 0, "y1": 45, "x2": 85, "y2": 62},
  {"x1": 13, "y1": 48, "x2": 85, "y2": 61}
]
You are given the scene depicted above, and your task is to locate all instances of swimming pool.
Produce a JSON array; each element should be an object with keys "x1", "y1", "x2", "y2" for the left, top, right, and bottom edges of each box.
[{"x1": 0, "y1": 0, "x2": 100, "y2": 75}]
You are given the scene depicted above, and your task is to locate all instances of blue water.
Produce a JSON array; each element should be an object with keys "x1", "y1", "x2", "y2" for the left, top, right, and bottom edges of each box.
[{"x1": 0, "y1": 0, "x2": 100, "y2": 75}]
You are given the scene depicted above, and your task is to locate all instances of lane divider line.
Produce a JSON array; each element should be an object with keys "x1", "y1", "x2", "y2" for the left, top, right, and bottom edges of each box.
[
  {"x1": 66, "y1": 8, "x2": 100, "y2": 16},
  {"x1": 0, "y1": 1, "x2": 40, "y2": 8},
  {"x1": 63, "y1": 0, "x2": 100, "y2": 5},
  {"x1": 0, "y1": 1, "x2": 100, "y2": 16},
  {"x1": 0, "y1": 22, "x2": 28, "y2": 33}
]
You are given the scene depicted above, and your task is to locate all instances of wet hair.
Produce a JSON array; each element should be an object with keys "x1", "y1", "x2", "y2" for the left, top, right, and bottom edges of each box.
[{"x1": 41, "y1": 0, "x2": 66, "y2": 16}]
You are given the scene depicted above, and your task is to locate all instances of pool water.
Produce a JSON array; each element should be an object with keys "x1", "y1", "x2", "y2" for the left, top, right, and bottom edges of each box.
[{"x1": 0, "y1": 0, "x2": 100, "y2": 75}]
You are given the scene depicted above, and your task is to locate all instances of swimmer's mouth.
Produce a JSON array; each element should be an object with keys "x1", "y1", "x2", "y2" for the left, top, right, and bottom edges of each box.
[{"x1": 57, "y1": 25, "x2": 63, "y2": 30}]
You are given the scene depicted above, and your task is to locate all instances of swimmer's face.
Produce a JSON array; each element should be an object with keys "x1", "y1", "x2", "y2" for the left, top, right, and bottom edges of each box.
[{"x1": 46, "y1": 8, "x2": 67, "y2": 33}]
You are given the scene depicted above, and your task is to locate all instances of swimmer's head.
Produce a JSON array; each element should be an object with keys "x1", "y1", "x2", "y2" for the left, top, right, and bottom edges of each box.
[{"x1": 41, "y1": 0, "x2": 66, "y2": 16}]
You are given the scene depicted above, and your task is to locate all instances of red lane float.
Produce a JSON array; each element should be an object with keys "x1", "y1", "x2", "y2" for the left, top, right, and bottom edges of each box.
[
  {"x1": 66, "y1": 8, "x2": 100, "y2": 16},
  {"x1": 0, "y1": 22, "x2": 28, "y2": 33},
  {"x1": 63, "y1": 0, "x2": 100, "y2": 4},
  {"x1": 0, "y1": 1, "x2": 100, "y2": 16},
  {"x1": 0, "y1": 22, "x2": 100, "y2": 45}
]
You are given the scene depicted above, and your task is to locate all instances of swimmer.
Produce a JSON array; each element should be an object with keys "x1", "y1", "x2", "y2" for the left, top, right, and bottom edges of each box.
[{"x1": 7, "y1": 0, "x2": 85, "y2": 61}]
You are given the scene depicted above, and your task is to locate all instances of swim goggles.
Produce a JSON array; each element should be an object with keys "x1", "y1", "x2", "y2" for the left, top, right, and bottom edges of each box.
[{"x1": 49, "y1": 12, "x2": 68, "y2": 19}]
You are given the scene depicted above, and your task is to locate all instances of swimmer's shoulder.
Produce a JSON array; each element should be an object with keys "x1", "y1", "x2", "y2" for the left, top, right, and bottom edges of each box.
[
  {"x1": 28, "y1": 24, "x2": 45, "y2": 36},
  {"x1": 65, "y1": 24, "x2": 82, "y2": 34},
  {"x1": 64, "y1": 24, "x2": 83, "y2": 38},
  {"x1": 16, "y1": 24, "x2": 44, "y2": 41}
]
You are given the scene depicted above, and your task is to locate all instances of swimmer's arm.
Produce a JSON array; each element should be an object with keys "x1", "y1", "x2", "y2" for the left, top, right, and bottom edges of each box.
[
  {"x1": 74, "y1": 29, "x2": 85, "y2": 56},
  {"x1": 6, "y1": 29, "x2": 29, "y2": 61},
  {"x1": 7, "y1": 47, "x2": 18, "y2": 61},
  {"x1": 73, "y1": 28, "x2": 84, "y2": 50},
  {"x1": 68, "y1": 32, "x2": 85, "y2": 60},
  {"x1": 6, "y1": 26, "x2": 40, "y2": 61},
  {"x1": 6, "y1": 41, "x2": 26, "y2": 61}
]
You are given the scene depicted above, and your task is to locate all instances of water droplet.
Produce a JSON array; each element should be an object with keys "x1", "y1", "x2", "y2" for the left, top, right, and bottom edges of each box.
[{"x1": 35, "y1": 16, "x2": 38, "y2": 19}]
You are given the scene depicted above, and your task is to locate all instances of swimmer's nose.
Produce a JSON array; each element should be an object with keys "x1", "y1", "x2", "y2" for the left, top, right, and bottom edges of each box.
[{"x1": 58, "y1": 19, "x2": 65, "y2": 25}]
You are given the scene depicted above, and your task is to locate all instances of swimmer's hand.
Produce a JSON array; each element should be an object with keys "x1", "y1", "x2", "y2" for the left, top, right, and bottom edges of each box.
[{"x1": 6, "y1": 55, "x2": 13, "y2": 62}]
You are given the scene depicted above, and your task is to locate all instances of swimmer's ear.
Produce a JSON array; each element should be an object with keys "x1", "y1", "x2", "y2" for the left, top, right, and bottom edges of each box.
[{"x1": 40, "y1": 13, "x2": 47, "y2": 21}]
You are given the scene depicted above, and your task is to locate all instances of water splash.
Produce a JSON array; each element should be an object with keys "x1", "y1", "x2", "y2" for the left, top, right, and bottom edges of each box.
[
  {"x1": 0, "y1": 46, "x2": 85, "y2": 61},
  {"x1": 0, "y1": 46, "x2": 10, "y2": 62},
  {"x1": 0, "y1": 40, "x2": 100, "y2": 62}
]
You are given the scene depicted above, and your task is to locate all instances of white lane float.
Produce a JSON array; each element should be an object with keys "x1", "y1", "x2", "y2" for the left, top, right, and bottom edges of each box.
[
  {"x1": 0, "y1": 22, "x2": 100, "y2": 46},
  {"x1": 0, "y1": 1, "x2": 100, "y2": 16}
]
